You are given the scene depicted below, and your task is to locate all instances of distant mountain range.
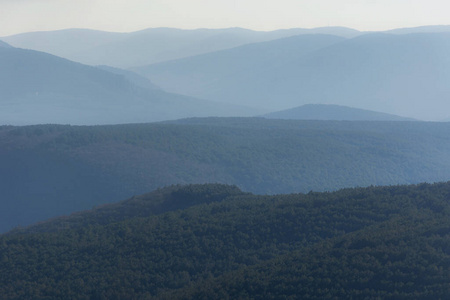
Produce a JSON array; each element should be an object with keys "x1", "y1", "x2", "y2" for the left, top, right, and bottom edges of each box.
[
  {"x1": 137, "y1": 31, "x2": 450, "y2": 121},
  {"x1": 6, "y1": 26, "x2": 450, "y2": 70},
  {"x1": 0, "y1": 27, "x2": 360, "y2": 68},
  {"x1": 3, "y1": 26, "x2": 450, "y2": 121},
  {"x1": 264, "y1": 104, "x2": 415, "y2": 121},
  {"x1": 134, "y1": 33, "x2": 345, "y2": 100},
  {"x1": 0, "y1": 45, "x2": 256, "y2": 125}
]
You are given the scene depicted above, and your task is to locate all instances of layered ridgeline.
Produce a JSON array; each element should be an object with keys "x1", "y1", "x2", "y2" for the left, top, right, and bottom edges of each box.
[
  {"x1": 134, "y1": 33, "x2": 346, "y2": 103},
  {"x1": 1, "y1": 27, "x2": 360, "y2": 68},
  {"x1": 2, "y1": 182, "x2": 450, "y2": 299},
  {"x1": 0, "y1": 45, "x2": 254, "y2": 125},
  {"x1": 2, "y1": 118, "x2": 450, "y2": 232},
  {"x1": 137, "y1": 32, "x2": 450, "y2": 121}
]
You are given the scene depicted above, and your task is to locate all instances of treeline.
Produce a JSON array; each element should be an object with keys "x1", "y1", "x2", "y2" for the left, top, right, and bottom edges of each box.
[{"x1": 1, "y1": 182, "x2": 450, "y2": 298}]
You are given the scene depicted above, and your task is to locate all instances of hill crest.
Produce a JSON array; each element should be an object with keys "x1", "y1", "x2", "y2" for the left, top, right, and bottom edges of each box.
[{"x1": 263, "y1": 104, "x2": 416, "y2": 121}]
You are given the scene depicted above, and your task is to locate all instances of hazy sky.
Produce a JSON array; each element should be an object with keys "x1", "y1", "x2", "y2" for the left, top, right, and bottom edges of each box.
[{"x1": 1, "y1": 0, "x2": 449, "y2": 36}]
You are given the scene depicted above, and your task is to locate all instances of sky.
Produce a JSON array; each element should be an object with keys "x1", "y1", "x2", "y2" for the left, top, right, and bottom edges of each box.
[{"x1": 0, "y1": 0, "x2": 449, "y2": 36}]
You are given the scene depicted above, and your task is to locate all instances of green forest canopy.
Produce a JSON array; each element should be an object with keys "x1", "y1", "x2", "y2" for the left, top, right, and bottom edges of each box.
[{"x1": 1, "y1": 182, "x2": 450, "y2": 299}]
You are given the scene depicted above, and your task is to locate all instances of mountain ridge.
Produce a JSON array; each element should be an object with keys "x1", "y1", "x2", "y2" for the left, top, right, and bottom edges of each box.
[
  {"x1": 263, "y1": 104, "x2": 416, "y2": 121},
  {"x1": 133, "y1": 33, "x2": 346, "y2": 98},
  {"x1": 0, "y1": 46, "x2": 257, "y2": 125},
  {"x1": 137, "y1": 31, "x2": 450, "y2": 121},
  {"x1": 1, "y1": 26, "x2": 359, "y2": 68}
]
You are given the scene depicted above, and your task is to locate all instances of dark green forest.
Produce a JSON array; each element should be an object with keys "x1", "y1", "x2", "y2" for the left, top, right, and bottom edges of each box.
[
  {"x1": 2, "y1": 182, "x2": 450, "y2": 299},
  {"x1": 2, "y1": 118, "x2": 450, "y2": 232}
]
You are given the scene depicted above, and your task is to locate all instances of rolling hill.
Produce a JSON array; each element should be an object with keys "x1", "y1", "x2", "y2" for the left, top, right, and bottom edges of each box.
[
  {"x1": 0, "y1": 46, "x2": 256, "y2": 125},
  {"x1": 263, "y1": 104, "x2": 415, "y2": 121},
  {"x1": 1, "y1": 27, "x2": 360, "y2": 68},
  {"x1": 137, "y1": 32, "x2": 450, "y2": 121},
  {"x1": 2, "y1": 118, "x2": 450, "y2": 232},
  {"x1": 2, "y1": 182, "x2": 450, "y2": 298}
]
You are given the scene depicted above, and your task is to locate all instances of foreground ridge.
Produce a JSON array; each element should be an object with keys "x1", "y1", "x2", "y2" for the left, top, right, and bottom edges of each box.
[{"x1": 1, "y1": 182, "x2": 450, "y2": 298}]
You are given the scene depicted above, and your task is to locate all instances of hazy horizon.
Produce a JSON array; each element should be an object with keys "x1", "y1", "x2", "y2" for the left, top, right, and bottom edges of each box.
[
  {"x1": 3, "y1": 24, "x2": 450, "y2": 37},
  {"x1": 1, "y1": 0, "x2": 449, "y2": 37}
]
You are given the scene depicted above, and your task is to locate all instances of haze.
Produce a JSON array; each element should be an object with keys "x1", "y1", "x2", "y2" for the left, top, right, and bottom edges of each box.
[{"x1": 1, "y1": 0, "x2": 450, "y2": 36}]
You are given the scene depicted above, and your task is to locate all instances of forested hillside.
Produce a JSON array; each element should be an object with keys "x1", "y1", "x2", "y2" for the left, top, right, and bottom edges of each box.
[
  {"x1": 2, "y1": 182, "x2": 450, "y2": 299},
  {"x1": 2, "y1": 118, "x2": 450, "y2": 232}
]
